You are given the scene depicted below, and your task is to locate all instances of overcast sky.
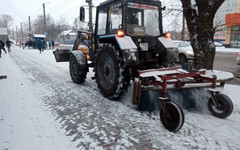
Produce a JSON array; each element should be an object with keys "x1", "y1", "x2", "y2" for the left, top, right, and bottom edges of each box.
[
  {"x1": 0, "y1": 0, "x2": 104, "y2": 28},
  {"x1": 0, "y1": 0, "x2": 182, "y2": 32}
]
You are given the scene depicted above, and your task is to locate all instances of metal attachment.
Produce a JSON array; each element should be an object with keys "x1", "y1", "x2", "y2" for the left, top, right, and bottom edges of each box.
[
  {"x1": 209, "y1": 89, "x2": 220, "y2": 106},
  {"x1": 158, "y1": 97, "x2": 170, "y2": 117}
]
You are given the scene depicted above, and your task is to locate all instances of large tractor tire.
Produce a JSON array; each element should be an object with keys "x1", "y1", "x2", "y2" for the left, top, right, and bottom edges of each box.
[
  {"x1": 69, "y1": 54, "x2": 87, "y2": 84},
  {"x1": 94, "y1": 46, "x2": 130, "y2": 99},
  {"x1": 160, "y1": 101, "x2": 184, "y2": 132},
  {"x1": 208, "y1": 93, "x2": 233, "y2": 118}
]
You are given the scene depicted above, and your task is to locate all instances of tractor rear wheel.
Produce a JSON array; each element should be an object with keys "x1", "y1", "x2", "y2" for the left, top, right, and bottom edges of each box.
[
  {"x1": 69, "y1": 54, "x2": 87, "y2": 84},
  {"x1": 208, "y1": 93, "x2": 233, "y2": 118},
  {"x1": 160, "y1": 101, "x2": 184, "y2": 132},
  {"x1": 95, "y1": 46, "x2": 130, "y2": 99}
]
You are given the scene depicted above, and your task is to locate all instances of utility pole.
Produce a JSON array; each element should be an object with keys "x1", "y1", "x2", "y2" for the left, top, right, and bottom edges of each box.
[
  {"x1": 20, "y1": 23, "x2": 23, "y2": 43},
  {"x1": 86, "y1": 0, "x2": 93, "y2": 32},
  {"x1": 43, "y1": 3, "x2": 46, "y2": 35},
  {"x1": 12, "y1": 28, "x2": 15, "y2": 40},
  {"x1": 16, "y1": 26, "x2": 18, "y2": 41},
  {"x1": 28, "y1": 16, "x2": 31, "y2": 34}
]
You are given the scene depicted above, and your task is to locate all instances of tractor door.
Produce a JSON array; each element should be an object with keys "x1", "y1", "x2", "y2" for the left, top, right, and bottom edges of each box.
[{"x1": 94, "y1": 1, "x2": 124, "y2": 50}]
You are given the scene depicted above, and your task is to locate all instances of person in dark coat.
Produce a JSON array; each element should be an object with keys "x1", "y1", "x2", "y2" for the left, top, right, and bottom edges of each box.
[
  {"x1": 48, "y1": 41, "x2": 51, "y2": 49},
  {"x1": 0, "y1": 40, "x2": 7, "y2": 57},
  {"x1": 5, "y1": 39, "x2": 13, "y2": 52},
  {"x1": 36, "y1": 39, "x2": 44, "y2": 54},
  {"x1": 51, "y1": 40, "x2": 55, "y2": 49}
]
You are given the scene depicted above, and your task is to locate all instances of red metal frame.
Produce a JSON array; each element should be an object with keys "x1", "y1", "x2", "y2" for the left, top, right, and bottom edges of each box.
[{"x1": 132, "y1": 68, "x2": 226, "y2": 105}]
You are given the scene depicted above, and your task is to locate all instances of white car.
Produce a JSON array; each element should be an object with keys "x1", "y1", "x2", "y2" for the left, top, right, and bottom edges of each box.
[
  {"x1": 214, "y1": 41, "x2": 223, "y2": 47},
  {"x1": 237, "y1": 53, "x2": 240, "y2": 65},
  {"x1": 173, "y1": 40, "x2": 194, "y2": 63}
]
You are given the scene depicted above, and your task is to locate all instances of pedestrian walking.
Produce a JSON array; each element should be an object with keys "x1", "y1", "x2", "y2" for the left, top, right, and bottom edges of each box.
[
  {"x1": 36, "y1": 39, "x2": 44, "y2": 54},
  {"x1": 48, "y1": 41, "x2": 51, "y2": 49},
  {"x1": 22, "y1": 42, "x2": 25, "y2": 49},
  {"x1": 51, "y1": 40, "x2": 55, "y2": 49},
  {"x1": 0, "y1": 40, "x2": 7, "y2": 58},
  {"x1": 5, "y1": 39, "x2": 13, "y2": 52}
]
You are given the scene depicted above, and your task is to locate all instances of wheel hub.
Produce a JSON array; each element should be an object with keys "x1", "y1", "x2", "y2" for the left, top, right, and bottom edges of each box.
[
  {"x1": 104, "y1": 66, "x2": 110, "y2": 76},
  {"x1": 100, "y1": 55, "x2": 116, "y2": 87}
]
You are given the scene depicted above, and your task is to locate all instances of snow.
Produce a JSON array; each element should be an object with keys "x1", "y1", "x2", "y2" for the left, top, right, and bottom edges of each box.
[
  {"x1": 32, "y1": 34, "x2": 47, "y2": 38},
  {"x1": 0, "y1": 49, "x2": 75, "y2": 150},
  {"x1": 140, "y1": 68, "x2": 187, "y2": 78},
  {"x1": 201, "y1": 69, "x2": 234, "y2": 80},
  {"x1": 0, "y1": 46, "x2": 240, "y2": 149}
]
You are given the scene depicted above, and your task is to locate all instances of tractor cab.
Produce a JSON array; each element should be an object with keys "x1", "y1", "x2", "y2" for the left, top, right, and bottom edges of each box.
[
  {"x1": 95, "y1": 0, "x2": 162, "y2": 37},
  {"x1": 94, "y1": 0, "x2": 178, "y2": 69}
]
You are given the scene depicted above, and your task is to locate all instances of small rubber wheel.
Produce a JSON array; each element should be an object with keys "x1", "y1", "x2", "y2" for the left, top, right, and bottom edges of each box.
[
  {"x1": 208, "y1": 93, "x2": 233, "y2": 118},
  {"x1": 69, "y1": 54, "x2": 87, "y2": 84},
  {"x1": 160, "y1": 101, "x2": 184, "y2": 132},
  {"x1": 179, "y1": 54, "x2": 187, "y2": 63}
]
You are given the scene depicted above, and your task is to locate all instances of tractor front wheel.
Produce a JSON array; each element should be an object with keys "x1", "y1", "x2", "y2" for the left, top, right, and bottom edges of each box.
[
  {"x1": 160, "y1": 101, "x2": 184, "y2": 132},
  {"x1": 69, "y1": 54, "x2": 87, "y2": 84},
  {"x1": 208, "y1": 93, "x2": 233, "y2": 118},
  {"x1": 94, "y1": 46, "x2": 130, "y2": 99}
]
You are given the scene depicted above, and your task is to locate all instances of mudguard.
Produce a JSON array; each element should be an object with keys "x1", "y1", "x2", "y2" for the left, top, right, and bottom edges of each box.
[
  {"x1": 71, "y1": 50, "x2": 87, "y2": 66},
  {"x1": 99, "y1": 35, "x2": 139, "y2": 65},
  {"x1": 158, "y1": 37, "x2": 177, "y2": 49},
  {"x1": 158, "y1": 37, "x2": 179, "y2": 63}
]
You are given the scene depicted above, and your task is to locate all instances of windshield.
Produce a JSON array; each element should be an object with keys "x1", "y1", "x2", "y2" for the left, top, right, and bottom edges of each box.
[{"x1": 127, "y1": 2, "x2": 160, "y2": 36}]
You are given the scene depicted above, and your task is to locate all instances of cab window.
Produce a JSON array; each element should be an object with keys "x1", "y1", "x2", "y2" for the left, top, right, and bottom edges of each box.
[
  {"x1": 109, "y1": 3, "x2": 122, "y2": 34},
  {"x1": 97, "y1": 9, "x2": 107, "y2": 35}
]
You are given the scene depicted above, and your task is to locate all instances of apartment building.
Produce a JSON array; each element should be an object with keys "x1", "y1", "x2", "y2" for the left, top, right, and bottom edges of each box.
[{"x1": 225, "y1": 1, "x2": 240, "y2": 48}]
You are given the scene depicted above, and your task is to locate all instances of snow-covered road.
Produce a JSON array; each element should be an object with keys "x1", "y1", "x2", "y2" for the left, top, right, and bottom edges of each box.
[{"x1": 0, "y1": 46, "x2": 240, "y2": 150}]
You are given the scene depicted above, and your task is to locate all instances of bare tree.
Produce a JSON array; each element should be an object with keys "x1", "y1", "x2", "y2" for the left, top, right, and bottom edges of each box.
[
  {"x1": 33, "y1": 15, "x2": 45, "y2": 34},
  {"x1": 56, "y1": 17, "x2": 70, "y2": 42},
  {"x1": 0, "y1": 14, "x2": 14, "y2": 36},
  {"x1": 0, "y1": 14, "x2": 14, "y2": 27},
  {"x1": 180, "y1": 0, "x2": 225, "y2": 70},
  {"x1": 32, "y1": 14, "x2": 61, "y2": 41}
]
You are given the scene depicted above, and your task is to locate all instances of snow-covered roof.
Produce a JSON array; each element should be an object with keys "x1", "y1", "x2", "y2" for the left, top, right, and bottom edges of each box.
[
  {"x1": 32, "y1": 34, "x2": 46, "y2": 38},
  {"x1": 60, "y1": 30, "x2": 77, "y2": 36}
]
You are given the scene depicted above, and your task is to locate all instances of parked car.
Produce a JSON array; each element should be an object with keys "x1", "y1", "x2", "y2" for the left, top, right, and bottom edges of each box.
[
  {"x1": 214, "y1": 41, "x2": 223, "y2": 47},
  {"x1": 173, "y1": 40, "x2": 194, "y2": 63},
  {"x1": 237, "y1": 53, "x2": 240, "y2": 65}
]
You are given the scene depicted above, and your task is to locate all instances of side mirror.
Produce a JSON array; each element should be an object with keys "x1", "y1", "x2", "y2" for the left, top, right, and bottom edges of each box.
[{"x1": 80, "y1": 7, "x2": 85, "y2": 22}]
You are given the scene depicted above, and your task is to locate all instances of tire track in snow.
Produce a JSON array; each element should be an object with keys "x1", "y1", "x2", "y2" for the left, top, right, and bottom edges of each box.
[
  {"x1": 10, "y1": 49, "x2": 166, "y2": 149},
  {"x1": 8, "y1": 48, "x2": 240, "y2": 150}
]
